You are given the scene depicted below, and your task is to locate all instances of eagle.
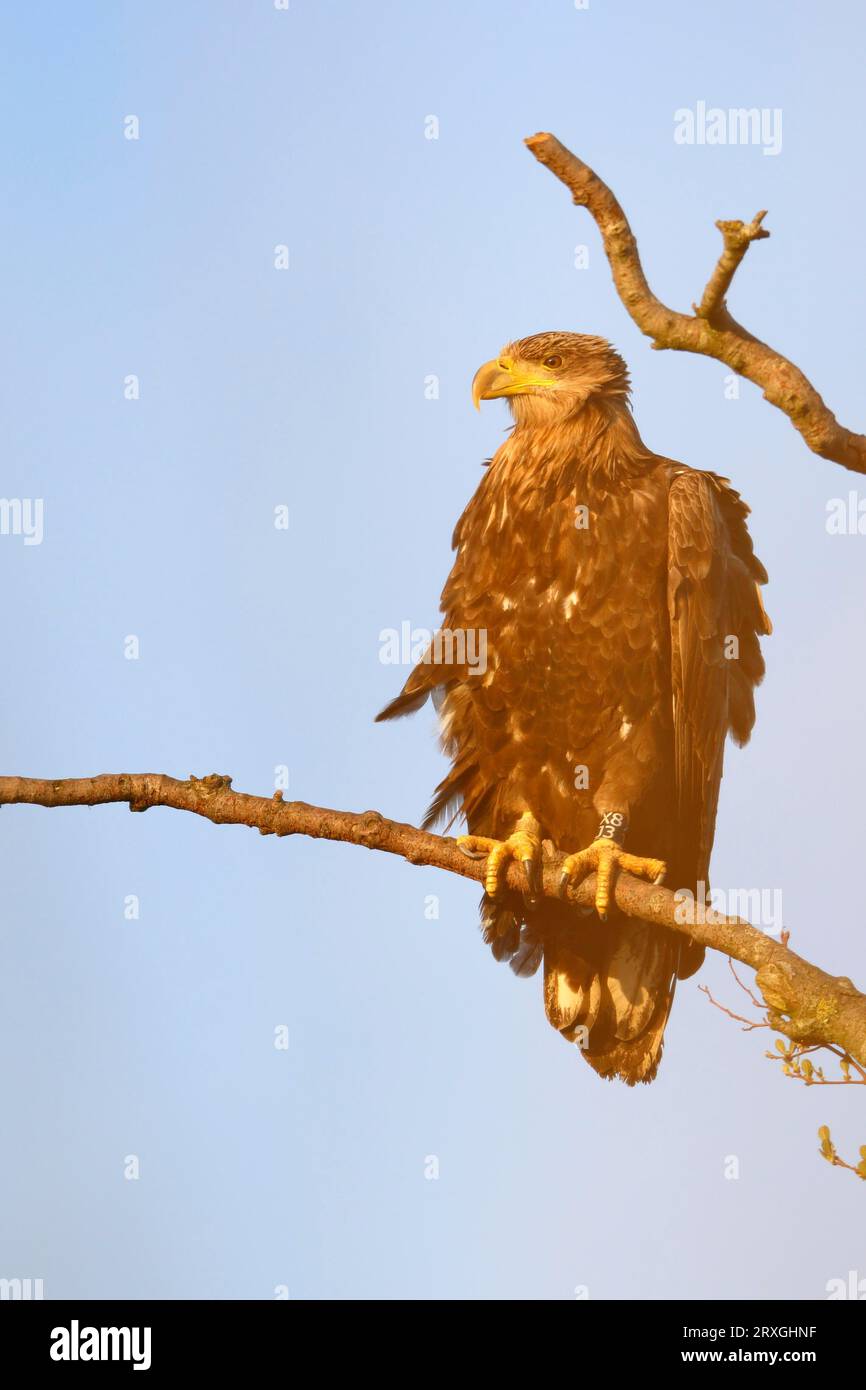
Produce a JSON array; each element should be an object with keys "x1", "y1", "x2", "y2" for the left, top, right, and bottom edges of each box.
[{"x1": 377, "y1": 332, "x2": 770, "y2": 1083}]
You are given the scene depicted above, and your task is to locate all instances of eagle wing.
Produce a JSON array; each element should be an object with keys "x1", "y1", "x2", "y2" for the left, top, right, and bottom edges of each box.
[{"x1": 667, "y1": 468, "x2": 771, "y2": 902}]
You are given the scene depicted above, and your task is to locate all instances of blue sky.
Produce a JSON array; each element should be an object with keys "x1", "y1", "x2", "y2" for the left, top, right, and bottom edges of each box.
[{"x1": 0, "y1": 0, "x2": 864, "y2": 1299}]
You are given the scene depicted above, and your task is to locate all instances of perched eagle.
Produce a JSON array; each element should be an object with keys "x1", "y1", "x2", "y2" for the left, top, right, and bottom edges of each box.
[{"x1": 378, "y1": 332, "x2": 770, "y2": 1083}]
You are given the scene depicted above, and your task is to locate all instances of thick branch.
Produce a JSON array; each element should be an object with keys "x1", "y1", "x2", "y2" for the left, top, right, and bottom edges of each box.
[
  {"x1": 2, "y1": 771, "x2": 865, "y2": 1065},
  {"x1": 525, "y1": 131, "x2": 866, "y2": 474}
]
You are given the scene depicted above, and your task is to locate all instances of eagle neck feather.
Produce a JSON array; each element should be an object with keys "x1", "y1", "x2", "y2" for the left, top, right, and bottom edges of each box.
[{"x1": 500, "y1": 397, "x2": 651, "y2": 487}]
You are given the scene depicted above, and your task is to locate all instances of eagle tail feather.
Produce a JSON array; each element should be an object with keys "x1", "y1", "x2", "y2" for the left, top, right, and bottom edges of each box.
[
  {"x1": 482, "y1": 894, "x2": 680, "y2": 1084},
  {"x1": 555, "y1": 916, "x2": 678, "y2": 1085}
]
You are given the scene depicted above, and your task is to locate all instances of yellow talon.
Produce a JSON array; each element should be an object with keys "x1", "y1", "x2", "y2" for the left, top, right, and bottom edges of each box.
[
  {"x1": 457, "y1": 811, "x2": 543, "y2": 901},
  {"x1": 559, "y1": 838, "x2": 666, "y2": 920}
]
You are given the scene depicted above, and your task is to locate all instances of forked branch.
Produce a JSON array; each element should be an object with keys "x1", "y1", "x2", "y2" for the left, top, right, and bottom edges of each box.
[{"x1": 525, "y1": 131, "x2": 866, "y2": 473}]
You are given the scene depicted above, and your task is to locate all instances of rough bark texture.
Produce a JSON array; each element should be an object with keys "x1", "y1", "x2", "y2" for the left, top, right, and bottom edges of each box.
[
  {"x1": 2, "y1": 772, "x2": 865, "y2": 1065},
  {"x1": 525, "y1": 131, "x2": 866, "y2": 474}
]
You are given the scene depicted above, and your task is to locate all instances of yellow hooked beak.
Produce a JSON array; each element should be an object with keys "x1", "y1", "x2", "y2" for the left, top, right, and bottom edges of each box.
[{"x1": 471, "y1": 356, "x2": 557, "y2": 410}]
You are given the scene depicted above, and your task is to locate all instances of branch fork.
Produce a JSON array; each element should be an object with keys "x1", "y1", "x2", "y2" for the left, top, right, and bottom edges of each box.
[{"x1": 525, "y1": 132, "x2": 866, "y2": 473}]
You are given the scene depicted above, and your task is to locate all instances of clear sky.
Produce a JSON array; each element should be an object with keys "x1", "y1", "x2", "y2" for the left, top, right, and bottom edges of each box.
[{"x1": 1, "y1": 0, "x2": 864, "y2": 1300}]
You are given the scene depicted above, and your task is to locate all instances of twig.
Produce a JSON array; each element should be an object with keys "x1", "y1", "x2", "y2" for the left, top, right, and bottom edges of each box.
[
  {"x1": 768, "y1": 1038, "x2": 866, "y2": 1087},
  {"x1": 818, "y1": 1126, "x2": 866, "y2": 1181},
  {"x1": 728, "y1": 955, "x2": 765, "y2": 1011},
  {"x1": 524, "y1": 131, "x2": 866, "y2": 474},
  {"x1": 699, "y1": 982, "x2": 769, "y2": 1031}
]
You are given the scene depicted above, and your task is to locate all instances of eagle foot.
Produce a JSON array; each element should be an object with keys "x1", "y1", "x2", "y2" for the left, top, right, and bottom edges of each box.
[
  {"x1": 457, "y1": 811, "x2": 543, "y2": 904},
  {"x1": 558, "y1": 838, "x2": 666, "y2": 920}
]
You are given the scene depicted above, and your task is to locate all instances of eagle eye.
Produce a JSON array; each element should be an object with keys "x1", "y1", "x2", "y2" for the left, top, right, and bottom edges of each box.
[{"x1": 543, "y1": 354, "x2": 563, "y2": 368}]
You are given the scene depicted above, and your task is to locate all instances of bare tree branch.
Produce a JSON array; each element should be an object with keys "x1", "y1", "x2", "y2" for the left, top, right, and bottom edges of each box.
[
  {"x1": 698, "y1": 981, "x2": 770, "y2": 1032},
  {"x1": 524, "y1": 131, "x2": 866, "y2": 474},
  {"x1": 3, "y1": 771, "x2": 865, "y2": 1066}
]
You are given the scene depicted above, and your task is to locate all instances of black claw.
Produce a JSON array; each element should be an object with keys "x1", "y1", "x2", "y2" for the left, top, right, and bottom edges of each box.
[
  {"x1": 522, "y1": 856, "x2": 542, "y2": 905},
  {"x1": 558, "y1": 870, "x2": 571, "y2": 900}
]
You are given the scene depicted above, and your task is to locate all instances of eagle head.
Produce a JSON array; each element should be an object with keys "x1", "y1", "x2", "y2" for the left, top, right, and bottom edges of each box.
[{"x1": 471, "y1": 331, "x2": 630, "y2": 425}]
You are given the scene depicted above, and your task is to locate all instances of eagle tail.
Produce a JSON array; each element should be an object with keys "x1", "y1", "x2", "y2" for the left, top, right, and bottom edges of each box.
[
  {"x1": 544, "y1": 911, "x2": 679, "y2": 1084},
  {"x1": 484, "y1": 895, "x2": 679, "y2": 1084}
]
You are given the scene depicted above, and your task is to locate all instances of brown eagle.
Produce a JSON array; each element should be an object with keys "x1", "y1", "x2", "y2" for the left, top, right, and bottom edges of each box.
[{"x1": 378, "y1": 332, "x2": 770, "y2": 1083}]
